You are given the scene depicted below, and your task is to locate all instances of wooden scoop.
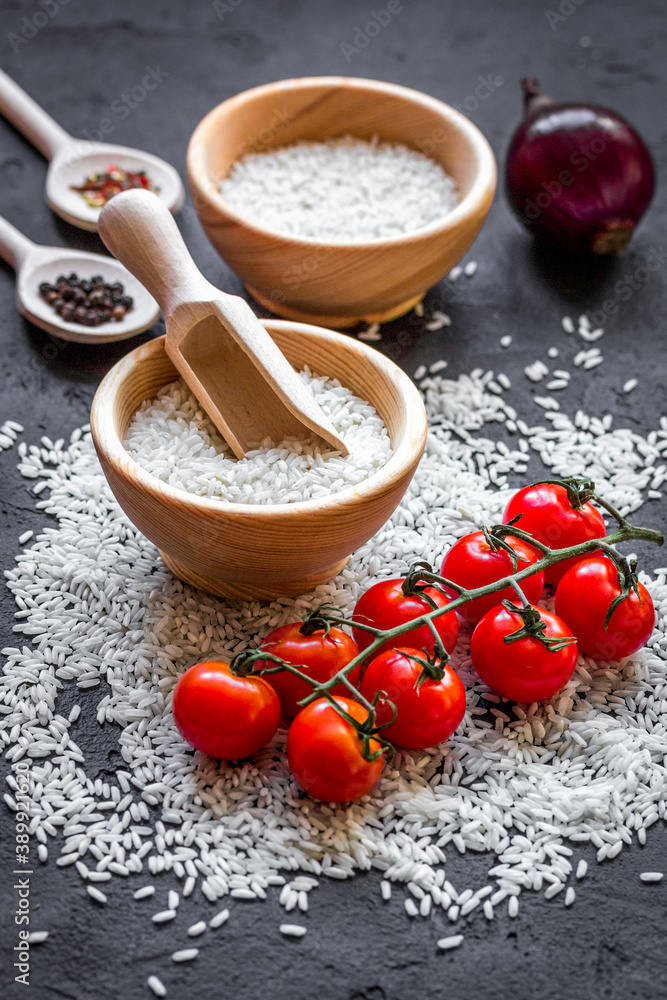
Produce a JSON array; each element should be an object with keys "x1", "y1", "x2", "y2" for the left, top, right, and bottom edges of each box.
[{"x1": 98, "y1": 190, "x2": 348, "y2": 459}]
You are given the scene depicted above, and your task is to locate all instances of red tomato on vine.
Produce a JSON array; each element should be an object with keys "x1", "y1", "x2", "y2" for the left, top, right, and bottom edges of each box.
[
  {"x1": 360, "y1": 647, "x2": 466, "y2": 749},
  {"x1": 503, "y1": 480, "x2": 606, "y2": 585},
  {"x1": 352, "y1": 577, "x2": 458, "y2": 659},
  {"x1": 286, "y1": 696, "x2": 384, "y2": 803},
  {"x1": 172, "y1": 660, "x2": 280, "y2": 759},
  {"x1": 470, "y1": 602, "x2": 578, "y2": 702},
  {"x1": 555, "y1": 555, "x2": 655, "y2": 659},
  {"x1": 256, "y1": 621, "x2": 361, "y2": 719},
  {"x1": 440, "y1": 530, "x2": 544, "y2": 623}
]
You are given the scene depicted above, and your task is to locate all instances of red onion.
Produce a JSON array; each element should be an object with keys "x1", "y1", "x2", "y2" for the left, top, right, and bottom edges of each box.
[{"x1": 505, "y1": 78, "x2": 655, "y2": 254}]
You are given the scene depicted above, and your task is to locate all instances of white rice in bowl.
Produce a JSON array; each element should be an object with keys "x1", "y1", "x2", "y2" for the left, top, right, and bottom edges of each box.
[
  {"x1": 124, "y1": 367, "x2": 393, "y2": 504},
  {"x1": 219, "y1": 135, "x2": 459, "y2": 244}
]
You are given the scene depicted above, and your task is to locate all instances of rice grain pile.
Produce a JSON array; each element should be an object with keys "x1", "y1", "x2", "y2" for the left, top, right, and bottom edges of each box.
[
  {"x1": 124, "y1": 370, "x2": 391, "y2": 504},
  {"x1": 2, "y1": 358, "x2": 667, "y2": 969},
  {"x1": 0, "y1": 419, "x2": 23, "y2": 452},
  {"x1": 219, "y1": 136, "x2": 458, "y2": 243}
]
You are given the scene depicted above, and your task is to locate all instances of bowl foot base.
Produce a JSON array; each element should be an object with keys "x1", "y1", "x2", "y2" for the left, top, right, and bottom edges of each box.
[
  {"x1": 245, "y1": 285, "x2": 425, "y2": 330},
  {"x1": 158, "y1": 551, "x2": 350, "y2": 601}
]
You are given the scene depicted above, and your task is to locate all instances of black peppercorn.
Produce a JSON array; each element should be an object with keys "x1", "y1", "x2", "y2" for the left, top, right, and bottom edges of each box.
[{"x1": 39, "y1": 273, "x2": 133, "y2": 327}]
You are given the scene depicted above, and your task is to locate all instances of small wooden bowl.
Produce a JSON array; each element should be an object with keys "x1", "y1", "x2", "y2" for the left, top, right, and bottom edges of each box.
[
  {"x1": 187, "y1": 76, "x2": 497, "y2": 328},
  {"x1": 90, "y1": 320, "x2": 427, "y2": 601}
]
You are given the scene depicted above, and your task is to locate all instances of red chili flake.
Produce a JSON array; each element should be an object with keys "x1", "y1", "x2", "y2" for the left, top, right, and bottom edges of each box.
[{"x1": 71, "y1": 165, "x2": 159, "y2": 208}]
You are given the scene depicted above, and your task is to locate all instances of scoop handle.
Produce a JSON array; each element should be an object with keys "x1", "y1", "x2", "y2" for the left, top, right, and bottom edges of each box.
[
  {"x1": 0, "y1": 214, "x2": 36, "y2": 271},
  {"x1": 0, "y1": 68, "x2": 72, "y2": 160},
  {"x1": 98, "y1": 189, "x2": 212, "y2": 319}
]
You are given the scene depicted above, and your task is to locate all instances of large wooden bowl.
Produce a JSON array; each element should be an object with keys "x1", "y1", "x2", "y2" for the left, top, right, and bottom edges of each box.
[
  {"x1": 90, "y1": 320, "x2": 427, "y2": 601},
  {"x1": 187, "y1": 76, "x2": 497, "y2": 328}
]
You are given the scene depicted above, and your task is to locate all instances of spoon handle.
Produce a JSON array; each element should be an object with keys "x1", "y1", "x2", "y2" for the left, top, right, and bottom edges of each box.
[
  {"x1": 98, "y1": 190, "x2": 212, "y2": 320},
  {"x1": 0, "y1": 214, "x2": 36, "y2": 271},
  {"x1": 0, "y1": 68, "x2": 72, "y2": 160}
]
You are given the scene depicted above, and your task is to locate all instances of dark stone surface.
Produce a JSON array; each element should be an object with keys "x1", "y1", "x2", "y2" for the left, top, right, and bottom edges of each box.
[{"x1": 0, "y1": 0, "x2": 666, "y2": 998}]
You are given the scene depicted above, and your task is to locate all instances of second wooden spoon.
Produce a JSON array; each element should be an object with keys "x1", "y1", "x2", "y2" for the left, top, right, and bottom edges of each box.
[{"x1": 98, "y1": 190, "x2": 348, "y2": 459}]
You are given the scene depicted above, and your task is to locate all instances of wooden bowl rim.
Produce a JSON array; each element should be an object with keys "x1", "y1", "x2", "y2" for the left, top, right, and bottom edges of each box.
[
  {"x1": 187, "y1": 75, "x2": 497, "y2": 250},
  {"x1": 90, "y1": 319, "x2": 428, "y2": 519}
]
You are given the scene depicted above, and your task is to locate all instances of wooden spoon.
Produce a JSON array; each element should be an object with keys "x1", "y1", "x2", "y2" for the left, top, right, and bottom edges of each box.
[
  {"x1": 0, "y1": 213, "x2": 159, "y2": 344},
  {"x1": 98, "y1": 189, "x2": 349, "y2": 459},
  {"x1": 0, "y1": 68, "x2": 184, "y2": 233}
]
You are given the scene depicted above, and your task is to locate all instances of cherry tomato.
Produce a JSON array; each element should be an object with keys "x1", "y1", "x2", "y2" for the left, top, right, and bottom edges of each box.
[
  {"x1": 503, "y1": 483, "x2": 606, "y2": 585},
  {"x1": 256, "y1": 622, "x2": 361, "y2": 719},
  {"x1": 555, "y1": 555, "x2": 655, "y2": 659},
  {"x1": 172, "y1": 660, "x2": 280, "y2": 760},
  {"x1": 360, "y1": 647, "x2": 466, "y2": 749},
  {"x1": 440, "y1": 531, "x2": 544, "y2": 623},
  {"x1": 286, "y1": 696, "x2": 383, "y2": 802},
  {"x1": 470, "y1": 603, "x2": 578, "y2": 702},
  {"x1": 352, "y1": 579, "x2": 459, "y2": 659}
]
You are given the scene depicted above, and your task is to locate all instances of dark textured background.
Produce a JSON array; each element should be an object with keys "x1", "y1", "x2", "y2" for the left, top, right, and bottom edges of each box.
[{"x1": 0, "y1": 0, "x2": 666, "y2": 998}]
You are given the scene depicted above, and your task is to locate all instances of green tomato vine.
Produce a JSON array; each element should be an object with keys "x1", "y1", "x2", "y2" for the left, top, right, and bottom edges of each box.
[{"x1": 230, "y1": 478, "x2": 664, "y2": 762}]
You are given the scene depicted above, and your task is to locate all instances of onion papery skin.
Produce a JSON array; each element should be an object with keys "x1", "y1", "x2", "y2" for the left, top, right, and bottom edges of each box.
[{"x1": 506, "y1": 93, "x2": 655, "y2": 255}]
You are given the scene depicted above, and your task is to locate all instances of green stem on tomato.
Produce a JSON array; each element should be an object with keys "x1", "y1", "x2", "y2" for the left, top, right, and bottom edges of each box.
[
  {"x1": 293, "y1": 519, "x2": 663, "y2": 710},
  {"x1": 234, "y1": 505, "x2": 663, "y2": 761},
  {"x1": 509, "y1": 578, "x2": 530, "y2": 608}
]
